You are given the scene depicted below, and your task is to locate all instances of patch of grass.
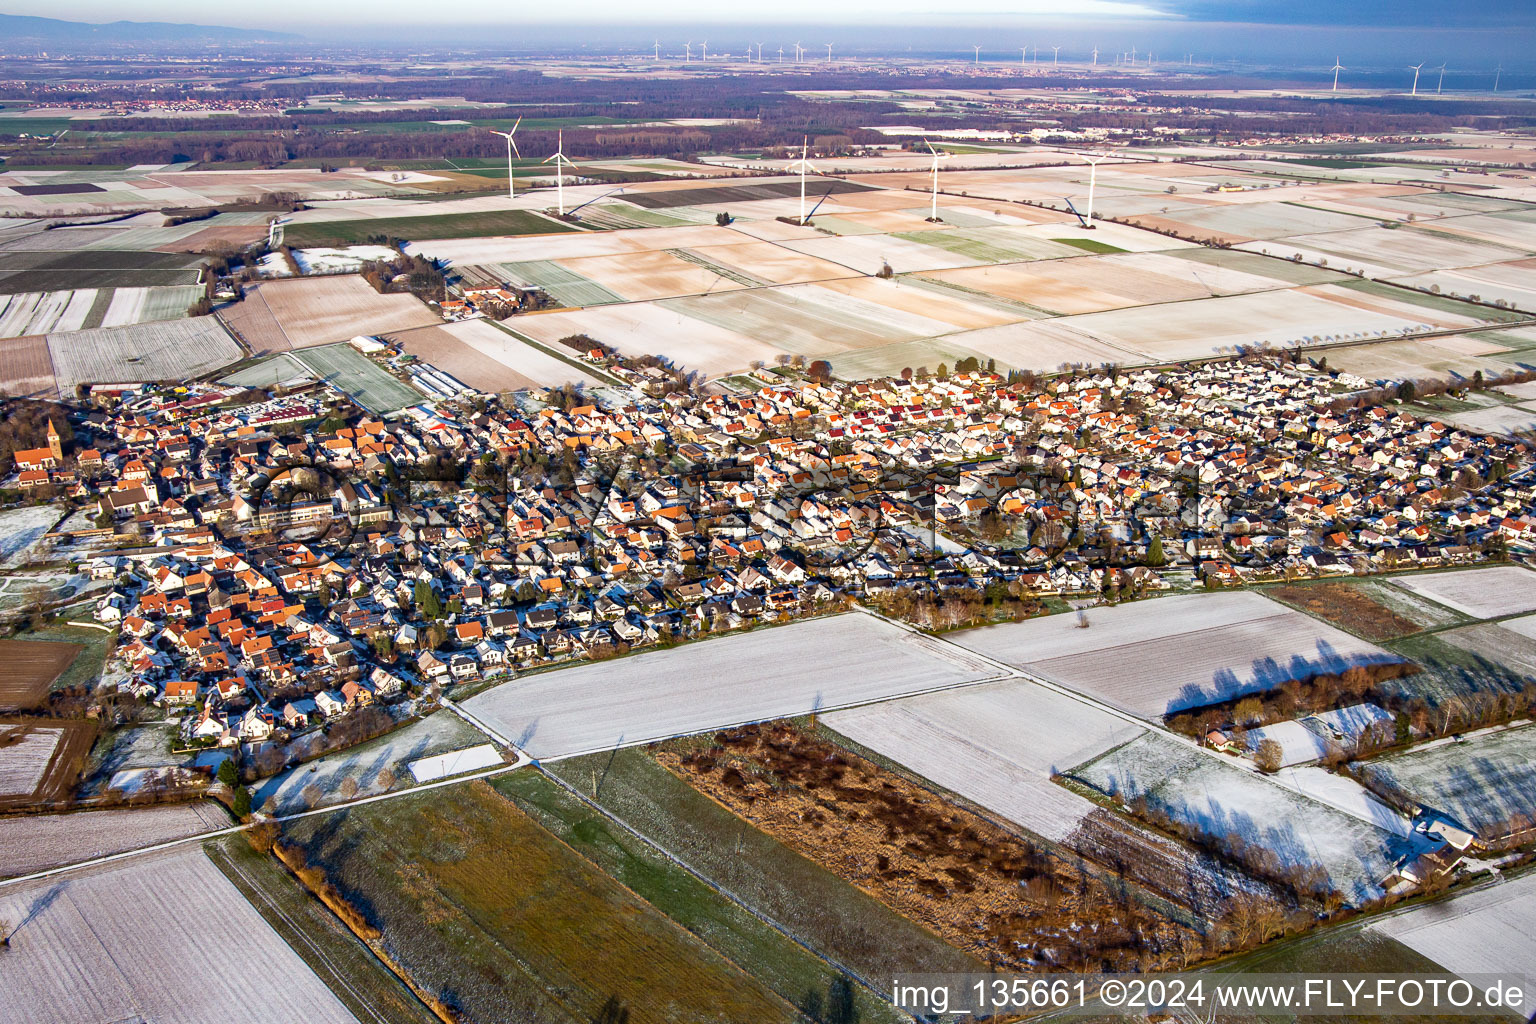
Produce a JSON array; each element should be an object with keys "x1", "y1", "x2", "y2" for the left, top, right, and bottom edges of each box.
[
  {"x1": 1264, "y1": 580, "x2": 1422, "y2": 641},
  {"x1": 205, "y1": 835, "x2": 441, "y2": 1024},
  {"x1": 1051, "y1": 236, "x2": 1126, "y2": 254},
  {"x1": 541, "y1": 747, "x2": 983, "y2": 984},
  {"x1": 21, "y1": 622, "x2": 111, "y2": 693},
  {"x1": 283, "y1": 209, "x2": 577, "y2": 248},
  {"x1": 283, "y1": 780, "x2": 798, "y2": 1024},
  {"x1": 493, "y1": 768, "x2": 907, "y2": 1024}
]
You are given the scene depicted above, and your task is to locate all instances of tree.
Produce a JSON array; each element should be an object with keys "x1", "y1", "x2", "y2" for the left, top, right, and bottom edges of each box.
[
  {"x1": 807, "y1": 360, "x2": 833, "y2": 383},
  {"x1": 1396, "y1": 380, "x2": 1417, "y2": 403},
  {"x1": 217, "y1": 758, "x2": 239, "y2": 787},
  {"x1": 338, "y1": 777, "x2": 359, "y2": 800},
  {"x1": 413, "y1": 579, "x2": 442, "y2": 619},
  {"x1": 1254, "y1": 739, "x2": 1284, "y2": 773},
  {"x1": 301, "y1": 783, "x2": 323, "y2": 809},
  {"x1": 1146, "y1": 534, "x2": 1166, "y2": 567},
  {"x1": 231, "y1": 785, "x2": 252, "y2": 818}
]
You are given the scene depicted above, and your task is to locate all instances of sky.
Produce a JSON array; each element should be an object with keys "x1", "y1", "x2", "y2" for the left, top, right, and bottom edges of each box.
[{"x1": 3, "y1": 0, "x2": 1532, "y2": 66}]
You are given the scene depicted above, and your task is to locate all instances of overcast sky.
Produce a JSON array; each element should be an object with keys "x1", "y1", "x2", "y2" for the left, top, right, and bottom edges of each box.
[{"x1": 4, "y1": 0, "x2": 1530, "y2": 65}]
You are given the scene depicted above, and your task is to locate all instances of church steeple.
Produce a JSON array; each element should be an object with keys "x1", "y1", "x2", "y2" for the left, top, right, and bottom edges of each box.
[{"x1": 46, "y1": 418, "x2": 63, "y2": 463}]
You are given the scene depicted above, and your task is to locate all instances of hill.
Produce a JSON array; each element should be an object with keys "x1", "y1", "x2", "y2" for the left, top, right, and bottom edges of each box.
[{"x1": 0, "y1": 14, "x2": 302, "y2": 51}]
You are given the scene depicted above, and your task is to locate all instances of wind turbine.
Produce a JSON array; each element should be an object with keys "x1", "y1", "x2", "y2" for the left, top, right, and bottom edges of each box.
[
  {"x1": 789, "y1": 136, "x2": 820, "y2": 224},
  {"x1": 973, "y1": 45, "x2": 981, "y2": 65},
  {"x1": 757, "y1": 42, "x2": 764, "y2": 62},
  {"x1": 1436, "y1": 63, "x2": 1446, "y2": 94},
  {"x1": 778, "y1": 46, "x2": 784, "y2": 63},
  {"x1": 794, "y1": 41, "x2": 802, "y2": 63},
  {"x1": 653, "y1": 40, "x2": 660, "y2": 60},
  {"x1": 1091, "y1": 46, "x2": 1098, "y2": 66},
  {"x1": 924, "y1": 139, "x2": 950, "y2": 222},
  {"x1": 1130, "y1": 45, "x2": 1137, "y2": 64},
  {"x1": 700, "y1": 40, "x2": 708, "y2": 61},
  {"x1": 825, "y1": 43, "x2": 833, "y2": 62},
  {"x1": 1080, "y1": 153, "x2": 1105, "y2": 224},
  {"x1": 488, "y1": 117, "x2": 522, "y2": 200},
  {"x1": 1494, "y1": 63, "x2": 1502, "y2": 91},
  {"x1": 1021, "y1": 47, "x2": 1027, "y2": 66},
  {"x1": 542, "y1": 130, "x2": 576, "y2": 217},
  {"x1": 1052, "y1": 45, "x2": 1060, "y2": 66},
  {"x1": 1330, "y1": 57, "x2": 1344, "y2": 91},
  {"x1": 1409, "y1": 62, "x2": 1424, "y2": 96},
  {"x1": 684, "y1": 40, "x2": 692, "y2": 63}
]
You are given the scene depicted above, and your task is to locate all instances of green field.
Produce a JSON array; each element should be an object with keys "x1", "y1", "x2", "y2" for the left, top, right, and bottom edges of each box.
[
  {"x1": 0, "y1": 118, "x2": 74, "y2": 136},
  {"x1": 283, "y1": 780, "x2": 800, "y2": 1024},
  {"x1": 494, "y1": 768, "x2": 906, "y2": 1024},
  {"x1": 283, "y1": 209, "x2": 579, "y2": 248},
  {"x1": 205, "y1": 836, "x2": 442, "y2": 1024},
  {"x1": 1051, "y1": 236, "x2": 1127, "y2": 254},
  {"x1": 540, "y1": 748, "x2": 983, "y2": 983},
  {"x1": 894, "y1": 227, "x2": 1079, "y2": 262},
  {"x1": 221, "y1": 343, "x2": 421, "y2": 414}
]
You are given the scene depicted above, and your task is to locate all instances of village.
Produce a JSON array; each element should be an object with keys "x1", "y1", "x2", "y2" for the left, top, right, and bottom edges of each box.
[{"x1": 0, "y1": 343, "x2": 1525, "y2": 793}]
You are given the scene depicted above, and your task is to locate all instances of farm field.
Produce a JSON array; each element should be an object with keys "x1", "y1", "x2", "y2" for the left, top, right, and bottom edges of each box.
[
  {"x1": 409, "y1": 223, "x2": 747, "y2": 265},
  {"x1": 1264, "y1": 580, "x2": 1425, "y2": 641},
  {"x1": 536, "y1": 747, "x2": 981, "y2": 983},
  {"x1": 0, "y1": 636, "x2": 83, "y2": 711},
  {"x1": 493, "y1": 766, "x2": 910, "y2": 1024},
  {"x1": 394, "y1": 319, "x2": 607, "y2": 392},
  {"x1": 1071, "y1": 732, "x2": 1402, "y2": 905},
  {"x1": 462, "y1": 613, "x2": 998, "y2": 760},
  {"x1": 1390, "y1": 259, "x2": 1536, "y2": 314},
  {"x1": 1239, "y1": 224, "x2": 1528, "y2": 278},
  {"x1": 0, "y1": 247, "x2": 204, "y2": 291},
  {"x1": 0, "y1": 333, "x2": 57, "y2": 397},
  {"x1": 1385, "y1": 565, "x2": 1536, "y2": 620},
  {"x1": 659, "y1": 721, "x2": 1198, "y2": 972},
  {"x1": 1357, "y1": 724, "x2": 1536, "y2": 846},
  {"x1": 248, "y1": 708, "x2": 487, "y2": 814},
  {"x1": 1323, "y1": 331, "x2": 1532, "y2": 385},
  {"x1": 0, "y1": 845, "x2": 362, "y2": 1024},
  {"x1": 44, "y1": 316, "x2": 241, "y2": 393},
  {"x1": 219, "y1": 342, "x2": 423, "y2": 413},
  {"x1": 0, "y1": 801, "x2": 229, "y2": 878},
  {"x1": 0, "y1": 504, "x2": 66, "y2": 569},
  {"x1": 509, "y1": 300, "x2": 780, "y2": 377},
  {"x1": 0, "y1": 718, "x2": 95, "y2": 807},
  {"x1": 283, "y1": 780, "x2": 799, "y2": 1024},
  {"x1": 0, "y1": 285, "x2": 204, "y2": 339},
  {"x1": 824, "y1": 676, "x2": 1142, "y2": 843},
  {"x1": 205, "y1": 836, "x2": 443, "y2": 1024},
  {"x1": 950, "y1": 592, "x2": 1402, "y2": 718},
  {"x1": 1371, "y1": 868, "x2": 1536, "y2": 987},
  {"x1": 220, "y1": 276, "x2": 441, "y2": 353}
]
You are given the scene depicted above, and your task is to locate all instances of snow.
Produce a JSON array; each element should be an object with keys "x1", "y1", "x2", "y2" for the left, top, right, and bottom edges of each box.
[
  {"x1": 407, "y1": 743, "x2": 502, "y2": 783},
  {"x1": 0, "y1": 505, "x2": 64, "y2": 568},
  {"x1": 291, "y1": 245, "x2": 400, "y2": 274},
  {"x1": 1247, "y1": 720, "x2": 1331, "y2": 767},
  {"x1": 464, "y1": 613, "x2": 1001, "y2": 761},
  {"x1": 1387, "y1": 565, "x2": 1536, "y2": 620}
]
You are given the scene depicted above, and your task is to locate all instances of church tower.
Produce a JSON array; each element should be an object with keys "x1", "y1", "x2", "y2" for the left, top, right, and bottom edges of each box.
[{"x1": 46, "y1": 419, "x2": 63, "y2": 463}]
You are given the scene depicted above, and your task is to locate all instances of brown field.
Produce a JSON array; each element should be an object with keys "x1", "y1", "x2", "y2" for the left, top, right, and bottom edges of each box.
[
  {"x1": 685, "y1": 241, "x2": 853, "y2": 285},
  {"x1": 921, "y1": 253, "x2": 1238, "y2": 315},
  {"x1": 559, "y1": 248, "x2": 745, "y2": 301},
  {"x1": 156, "y1": 223, "x2": 266, "y2": 253},
  {"x1": 0, "y1": 333, "x2": 58, "y2": 398},
  {"x1": 813, "y1": 276, "x2": 1021, "y2": 330},
  {"x1": 1267, "y1": 582, "x2": 1423, "y2": 642},
  {"x1": 0, "y1": 637, "x2": 83, "y2": 712},
  {"x1": 0, "y1": 717, "x2": 96, "y2": 807},
  {"x1": 222, "y1": 276, "x2": 441, "y2": 354},
  {"x1": 392, "y1": 323, "x2": 542, "y2": 391},
  {"x1": 660, "y1": 722, "x2": 1198, "y2": 972}
]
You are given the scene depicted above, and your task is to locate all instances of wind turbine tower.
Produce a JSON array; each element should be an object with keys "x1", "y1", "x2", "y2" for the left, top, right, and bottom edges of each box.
[
  {"x1": 700, "y1": 40, "x2": 708, "y2": 61},
  {"x1": 653, "y1": 40, "x2": 660, "y2": 60},
  {"x1": 1052, "y1": 45, "x2": 1060, "y2": 66},
  {"x1": 825, "y1": 43, "x2": 833, "y2": 62},
  {"x1": 1330, "y1": 57, "x2": 1344, "y2": 91},
  {"x1": 542, "y1": 130, "x2": 575, "y2": 217},
  {"x1": 684, "y1": 41, "x2": 692, "y2": 63},
  {"x1": 789, "y1": 137, "x2": 819, "y2": 224},
  {"x1": 1091, "y1": 47, "x2": 1098, "y2": 66},
  {"x1": 1436, "y1": 63, "x2": 1446, "y2": 94},
  {"x1": 1494, "y1": 63, "x2": 1502, "y2": 91},
  {"x1": 973, "y1": 45, "x2": 981, "y2": 65},
  {"x1": 1021, "y1": 47, "x2": 1027, "y2": 66},
  {"x1": 924, "y1": 140, "x2": 950, "y2": 222},
  {"x1": 778, "y1": 46, "x2": 784, "y2": 63},
  {"x1": 488, "y1": 118, "x2": 522, "y2": 200},
  {"x1": 1082, "y1": 154, "x2": 1104, "y2": 224},
  {"x1": 1409, "y1": 62, "x2": 1424, "y2": 96}
]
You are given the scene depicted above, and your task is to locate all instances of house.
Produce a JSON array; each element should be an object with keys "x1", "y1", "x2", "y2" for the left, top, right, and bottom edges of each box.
[
  {"x1": 282, "y1": 698, "x2": 318, "y2": 729},
  {"x1": 314, "y1": 690, "x2": 347, "y2": 717},
  {"x1": 161, "y1": 679, "x2": 198, "y2": 705}
]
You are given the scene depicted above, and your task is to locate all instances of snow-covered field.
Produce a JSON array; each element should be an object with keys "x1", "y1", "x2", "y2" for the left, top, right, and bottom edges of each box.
[
  {"x1": 291, "y1": 245, "x2": 400, "y2": 274},
  {"x1": 1371, "y1": 869, "x2": 1536, "y2": 1002},
  {"x1": 465, "y1": 613, "x2": 1001, "y2": 761},
  {"x1": 0, "y1": 801, "x2": 230, "y2": 878},
  {"x1": 407, "y1": 742, "x2": 502, "y2": 783},
  {"x1": 1356, "y1": 723, "x2": 1536, "y2": 840},
  {"x1": 1072, "y1": 732, "x2": 1402, "y2": 904},
  {"x1": 0, "y1": 504, "x2": 63, "y2": 568},
  {"x1": 825, "y1": 676, "x2": 1143, "y2": 842},
  {"x1": 249, "y1": 708, "x2": 483, "y2": 814},
  {"x1": 0, "y1": 845, "x2": 361, "y2": 1024},
  {"x1": 950, "y1": 592, "x2": 1401, "y2": 718},
  {"x1": 1387, "y1": 565, "x2": 1536, "y2": 620},
  {"x1": 0, "y1": 724, "x2": 64, "y2": 799}
]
